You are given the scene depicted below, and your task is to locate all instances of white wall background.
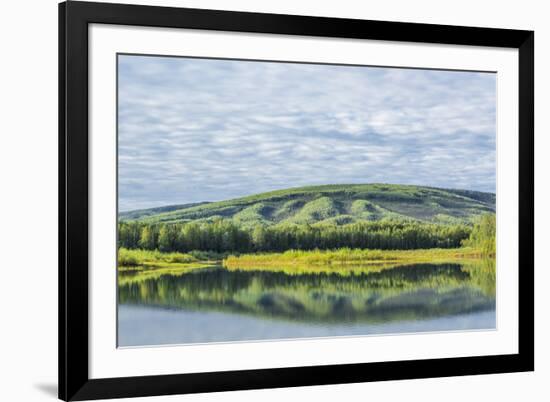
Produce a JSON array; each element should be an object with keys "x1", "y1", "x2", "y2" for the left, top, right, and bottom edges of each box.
[{"x1": 0, "y1": 0, "x2": 546, "y2": 401}]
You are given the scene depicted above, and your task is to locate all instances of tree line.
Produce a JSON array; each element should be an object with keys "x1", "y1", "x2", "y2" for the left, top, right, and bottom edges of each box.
[
  {"x1": 461, "y1": 214, "x2": 496, "y2": 256},
  {"x1": 118, "y1": 218, "x2": 477, "y2": 253}
]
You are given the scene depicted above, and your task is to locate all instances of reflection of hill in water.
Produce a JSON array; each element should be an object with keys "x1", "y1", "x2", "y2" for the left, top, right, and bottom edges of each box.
[{"x1": 118, "y1": 261, "x2": 495, "y2": 325}]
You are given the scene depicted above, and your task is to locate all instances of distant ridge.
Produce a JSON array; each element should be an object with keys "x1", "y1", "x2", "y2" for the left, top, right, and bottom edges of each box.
[
  {"x1": 119, "y1": 184, "x2": 495, "y2": 226},
  {"x1": 119, "y1": 201, "x2": 210, "y2": 221}
]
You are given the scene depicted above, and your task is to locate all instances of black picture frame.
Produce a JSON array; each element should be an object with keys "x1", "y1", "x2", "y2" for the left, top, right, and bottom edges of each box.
[{"x1": 59, "y1": 1, "x2": 534, "y2": 400}]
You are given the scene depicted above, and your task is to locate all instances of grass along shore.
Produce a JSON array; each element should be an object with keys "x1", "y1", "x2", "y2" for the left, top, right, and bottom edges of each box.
[
  {"x1": 118, "y1": 246, "x2": 493, "y2": 274},
  {"x1": 223, "y1": 247, "x2": 492, "y2": 270},
  {"x1": 118, "y1": 248, "x2": 223, "y2": 270}
]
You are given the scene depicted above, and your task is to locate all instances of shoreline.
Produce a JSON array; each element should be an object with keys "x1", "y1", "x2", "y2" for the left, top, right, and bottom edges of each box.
[
  {"x1": 118, "y1": 247, "x2": 494, "y2": 275},
  {"x1": 223, "y1": 247, "x2": 494, "y2": 269}
]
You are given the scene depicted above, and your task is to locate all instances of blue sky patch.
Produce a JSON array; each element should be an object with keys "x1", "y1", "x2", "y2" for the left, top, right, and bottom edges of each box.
[{"x1": 118, "y1": 55, "x2": 496, "y2": 211}]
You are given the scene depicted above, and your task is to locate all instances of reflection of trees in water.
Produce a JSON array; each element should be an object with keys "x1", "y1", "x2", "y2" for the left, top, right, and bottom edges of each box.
[{"x1": 118, "y1": 261, "x2": 495, "y2": 324}]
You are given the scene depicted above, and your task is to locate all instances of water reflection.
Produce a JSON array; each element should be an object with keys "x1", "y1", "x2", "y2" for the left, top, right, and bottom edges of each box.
[{"x1": 118, "y1": 260, "x2": 495, "y2": 325}]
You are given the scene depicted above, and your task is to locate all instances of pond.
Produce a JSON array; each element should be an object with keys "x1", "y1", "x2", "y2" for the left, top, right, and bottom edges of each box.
[{"x1": 117, "y1": 261, "x2": 496, "y2": 347}]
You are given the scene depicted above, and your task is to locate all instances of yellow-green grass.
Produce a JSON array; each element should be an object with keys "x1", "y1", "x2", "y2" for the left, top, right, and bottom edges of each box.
[
  {"x1": 118, "y1": 247, "x2": 218, "y2": 270},
  {"x1": 223, "y1": 247, "x2": 491, "y2": 271},
  {"x1": 119, "y1": 246, "x2": 494, "y2": 278}
]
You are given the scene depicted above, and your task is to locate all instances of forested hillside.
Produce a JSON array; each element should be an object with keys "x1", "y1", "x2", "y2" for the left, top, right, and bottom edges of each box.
[{"x1": 120, "y1": 184, "x2": 495, "y2": 226}]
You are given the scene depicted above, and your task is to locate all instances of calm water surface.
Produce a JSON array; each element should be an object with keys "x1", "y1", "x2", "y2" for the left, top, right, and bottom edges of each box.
[{"x1": 117, "y1": 261, "x2": 496, "y2": 347}]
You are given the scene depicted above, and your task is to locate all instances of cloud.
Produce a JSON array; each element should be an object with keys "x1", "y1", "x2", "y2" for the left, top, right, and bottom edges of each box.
[{"x1": 118, "y1": 55, "x2": 496, "y2": 211}]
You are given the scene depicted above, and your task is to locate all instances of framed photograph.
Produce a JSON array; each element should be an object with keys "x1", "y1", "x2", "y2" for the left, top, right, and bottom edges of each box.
[{"x1": 59, "y1": 1, "x2": 534, "y2": 400}]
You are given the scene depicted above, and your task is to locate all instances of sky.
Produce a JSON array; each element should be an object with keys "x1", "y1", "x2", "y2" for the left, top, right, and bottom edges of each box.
[{"x1": 118, "y1": 54, "x2": 496, "y2": 212}]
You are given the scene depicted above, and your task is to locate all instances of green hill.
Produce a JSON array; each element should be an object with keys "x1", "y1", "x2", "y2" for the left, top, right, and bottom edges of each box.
[
  {"x1": 119, "y1": 202, "x2": 209, "y2": 220},
  {"x1": 120, "y1": 184, "x2": 495, "y2": 226}
]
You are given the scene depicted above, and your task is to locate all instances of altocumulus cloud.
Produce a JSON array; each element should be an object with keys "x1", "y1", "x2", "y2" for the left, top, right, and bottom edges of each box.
[{"x1": 118, "y1": 55, "x2": 496, "y2": 211}]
